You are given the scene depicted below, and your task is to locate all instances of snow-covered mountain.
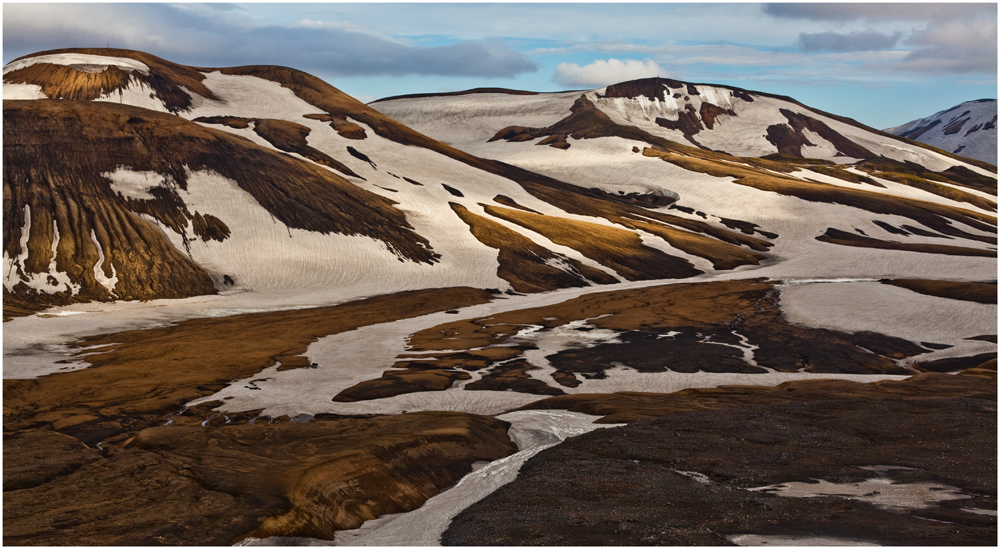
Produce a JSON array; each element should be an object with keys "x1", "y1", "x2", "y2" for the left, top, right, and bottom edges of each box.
[
  {"x1": 3, "y1": 52, "x2": 997, "y2": 316},
  {"x1": 374, "y1": 77, "x2": 997, "y2": 271},
  {"x1": 884, "y1": 99, "x2": 997, "y2": 166}
]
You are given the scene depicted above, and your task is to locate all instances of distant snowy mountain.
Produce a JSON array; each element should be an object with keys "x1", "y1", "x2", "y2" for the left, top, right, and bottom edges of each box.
[{"x1": 885, "y1": 99, "x2": 997, "y2": 166}]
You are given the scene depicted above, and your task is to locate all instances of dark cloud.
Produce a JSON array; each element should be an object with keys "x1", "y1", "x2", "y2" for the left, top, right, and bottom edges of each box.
[
  {"x1": 2, "y1": 4, "x2": 537, "y2": 78},
  {"x1": 796, "y1": 30, "x2": 902, "y2": 52},
  {"x1": 764, "y1": 3, "x2": 995, "y2": 22}
]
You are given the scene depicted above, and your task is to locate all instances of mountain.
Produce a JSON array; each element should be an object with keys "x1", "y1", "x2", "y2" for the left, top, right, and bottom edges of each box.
[
  {"x1": 5, "y1": 50, "x2": 763, "y2": 315},
  {"x1": 885, "y1": 99, "x2": 998, "y2": 166},
  {"x1": 5, "y1": 56, "x2": 996, "y2": 318}
]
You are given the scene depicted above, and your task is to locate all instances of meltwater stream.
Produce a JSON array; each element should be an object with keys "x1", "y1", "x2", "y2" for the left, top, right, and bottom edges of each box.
[{"x1": 238, "y1": 410, "x2": 621, "y2": 546}]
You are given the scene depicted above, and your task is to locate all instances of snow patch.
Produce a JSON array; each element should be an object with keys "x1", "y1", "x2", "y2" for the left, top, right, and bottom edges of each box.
[
  {"x1": 90, "y1": 230, "x2": 119, "y2": 297},
  {"x1": 2, "y1": 82, "x2": 47, "y2": 100},
  {"x1": 3, "y1": 53, "x2": 150, "y2": 75},
  {"x1": 102, "y1": 168, "x2": 168, "y2": 200}
]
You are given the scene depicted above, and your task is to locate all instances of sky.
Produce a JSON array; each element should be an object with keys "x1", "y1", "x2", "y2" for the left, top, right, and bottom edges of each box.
[{"x1": 3, "y1": 2, "x2": 997, "y2": 129}]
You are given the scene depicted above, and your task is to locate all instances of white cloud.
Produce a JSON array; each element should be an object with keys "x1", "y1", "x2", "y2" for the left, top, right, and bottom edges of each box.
[{"x1": 553, "y1": 58, "x2": 665, "y2": 87}]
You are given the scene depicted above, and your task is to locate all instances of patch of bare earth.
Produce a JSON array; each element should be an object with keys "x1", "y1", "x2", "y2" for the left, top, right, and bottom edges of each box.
[{"x1": 444, "y1": 382, "x2": 996, "y2": 545}]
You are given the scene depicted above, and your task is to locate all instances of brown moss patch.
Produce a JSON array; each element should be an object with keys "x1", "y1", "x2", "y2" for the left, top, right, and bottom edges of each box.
[
  {"x1": 451, "y1": 203, "x2": 613, "y2": 292},
  {"x1": 610, "y1": 216, "x2": 766, "y2": 270},
  {"x1": 881, "y1": 279, "x2": 997, "y2": 304},
  {"x1": 492, "y1": 195, "x2": 540, "y2": 213},
  {"x1": 806, "y1": 165, "x2": 884, "y2": 187},
  {"x1": 914, "y1": 353, "x2": 998, "y2": 373},
  {"x1": 191, "y1": 212, "x2": 230, "y2": 242}
]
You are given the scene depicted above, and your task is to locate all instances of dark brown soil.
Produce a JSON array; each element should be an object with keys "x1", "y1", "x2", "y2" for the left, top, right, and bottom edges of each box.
[
  {"x1": 333, "y1": 368, "x2": 472, "y2": 402},
  {"x1": 817, "y1": 228, "x2": 996, "y2": 257},
  {"x1": 914, "y1": 353, "x2": 998, "y2": 373},
  {"x1": 302, "y1": 112, "x2": 367, "y2": 139},
  {"x1": 465, "y1": 359, "x2": 566, "y2": 395},
  {"x1": 603, "y1": 77, "x2": 685, "y2": 101},
  {"x1": 196, "y1": 116, "x2": 363, "y2": 178},
  {"x1": 444, "y1": 394, "x2": 997, "y2": 546},
  {"x1": 777, "y1": 108, "x2": 876, "y2": 159},
  {"x1": 870, "y1": 172, "x2": 996, "y2": 211},
  {"x1": 898, "y1": 119, "x2": 941, "y2": 140}
]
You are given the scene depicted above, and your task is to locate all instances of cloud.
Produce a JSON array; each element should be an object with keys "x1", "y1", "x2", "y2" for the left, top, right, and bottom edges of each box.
[
  {"x1": 553, "y1": 58, "x2": 665, "y2": 87},
  {"x1": 895, "y1": 19, "x2": 998, "y2": 73},
  {"x1": 796, "y1": 30, "x2": 902, "y2": 52},
  {"x1": 2, "y1": 4, "x2": 537, "y2": 79},
  {"x1": 763, "y1": 3, "x2": 995, "y2": 22}
]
